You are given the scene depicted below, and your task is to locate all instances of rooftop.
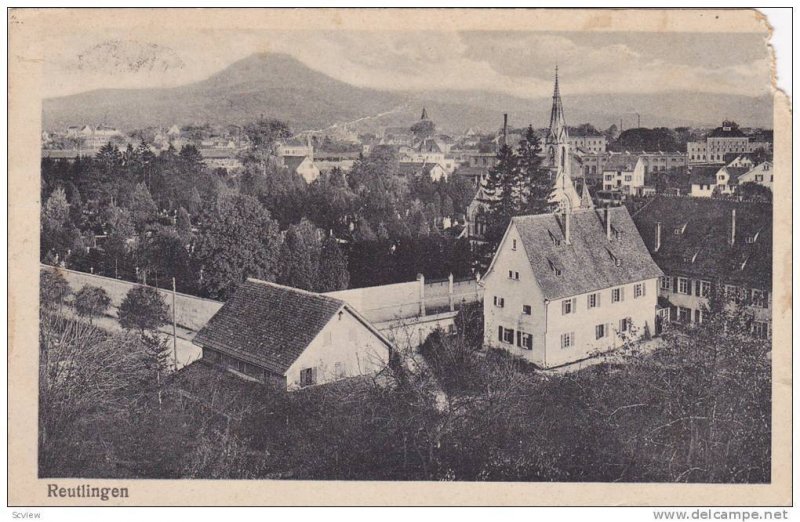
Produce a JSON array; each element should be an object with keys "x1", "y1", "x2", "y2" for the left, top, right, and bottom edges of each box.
[
  {"x1": 505, "y1": 207, "x2": 663, "y2": 300},
  {"x1": 193, "y1": 279, "x2": 347, "y2": 375},
  {"x1": 631, "y1": 196, "x2": 772, "y2": 290}
]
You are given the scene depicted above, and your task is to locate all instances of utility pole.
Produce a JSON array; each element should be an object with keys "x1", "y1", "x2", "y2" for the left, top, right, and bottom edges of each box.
[{"x1": 172, "y1": 277, "x2": 178, "y2": 372}]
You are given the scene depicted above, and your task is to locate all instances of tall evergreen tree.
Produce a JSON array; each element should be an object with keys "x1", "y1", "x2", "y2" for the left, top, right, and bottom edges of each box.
[
  {"x1": 317, "y1": 236, "x2": 350, "y2": 292},
  {"x1": 278, "y1": 226, "x2": 316, "y2": 291},
  {"x1": 516, "y1": 125, "x2": 552, "y2": 214}
]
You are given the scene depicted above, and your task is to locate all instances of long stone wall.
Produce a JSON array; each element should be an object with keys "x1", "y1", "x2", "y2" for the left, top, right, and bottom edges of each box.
[{"x1": 41, "y1": 265, "x2": 222, "y2": 332}]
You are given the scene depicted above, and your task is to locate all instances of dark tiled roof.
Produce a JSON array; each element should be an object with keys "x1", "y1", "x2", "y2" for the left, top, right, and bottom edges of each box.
[
  {"x1": 689, "y1": 165, "x2": 721, "y2": 185},
  {"x1": 603, "y1": 155, "x2": 640, "y2": 172},
  {"x1": 631, "y1": 196, "x2": 772, "y2": 290},
  {"x1": 509, "y1": 207, "x2": 663, "y2": 301},
  {"x1": 193, "y1": 279, "x2": 345, "y2": 374},
  {"x1": 397, "y1": 161, "x2": 437, "y2": 177},
  {"x1": 724, "y1": 166, "x2": 750, "y2": 185},
  {"x1": 283, "y1": 155, "x2": 309, "y2": 173},
  {"x1": 708, "y1": 126, "x2": 746, "y2": 138}
]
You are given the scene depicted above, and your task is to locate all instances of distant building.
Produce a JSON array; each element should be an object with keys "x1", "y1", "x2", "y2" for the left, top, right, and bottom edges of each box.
[
  {"x1": 277, "y1": 137, "x2": 313, "y2": 158},
  {"x1": 601, "y1": 155, "x2": 646, "y2": 196},
  {"x1": 687, "y1": 120, "x2": 771, "y2": 164},
  {"x1": 632, "y1": 196, "x2": 771, "y2": 337},
  {"x1": 200, "y1": 148, "x2": 242, "y2": 172},
  {"x1": 283, "y1": 155, "x2": 321, "y2": 184},
  {"x1": 193, "y1": 279, "x2": 393, "y2": 390},
  {"x1": 568, "y1": 133, "x2": 607, "y2": 154},
  {"x1": 397, "y1": 161, "x2": 448, "y2": 182},
  {"x1": 689, "y1": 165, "x2": 721, "y2": 198}
]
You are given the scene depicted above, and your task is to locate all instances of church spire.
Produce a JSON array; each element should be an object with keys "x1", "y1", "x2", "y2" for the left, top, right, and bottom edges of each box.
[
  {"x1": 420, "y1": 107, "x2": 429, "y2": 121},
  {"x1": 548, "y1": 66, "x2": 567, "y2": 142}
]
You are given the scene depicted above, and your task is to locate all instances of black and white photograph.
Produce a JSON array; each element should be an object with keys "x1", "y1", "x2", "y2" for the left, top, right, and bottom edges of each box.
[{"x1": 7, "y1": 7, "x2": 792, "y2": 508}]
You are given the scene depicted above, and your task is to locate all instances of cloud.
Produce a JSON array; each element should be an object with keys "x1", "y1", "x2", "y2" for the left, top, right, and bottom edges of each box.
[{"x1": 40, "y1": 29, "x2": 772, "y2": 100}]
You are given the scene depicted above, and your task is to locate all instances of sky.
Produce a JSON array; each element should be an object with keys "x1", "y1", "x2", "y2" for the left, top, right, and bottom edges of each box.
[{"x1": 41, "y1": 29, "x2": 772, "y2": 100}]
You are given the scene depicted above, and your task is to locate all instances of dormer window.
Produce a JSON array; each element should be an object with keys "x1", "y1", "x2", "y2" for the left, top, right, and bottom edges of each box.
[
  {"x1": 674, "y1": 223, "x2": 687, "y2": 235},
  {"x1": 547, "y1": 259, "x2": 562, "y2": 276},
  {"x1": 548, "y1": 230, "x2": 561, "y2": 246}
]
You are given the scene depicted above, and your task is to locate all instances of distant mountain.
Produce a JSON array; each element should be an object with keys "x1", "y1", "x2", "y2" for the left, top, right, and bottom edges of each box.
[{"x1": 42, "y1": 52, "x2": 773, "y2": 134}]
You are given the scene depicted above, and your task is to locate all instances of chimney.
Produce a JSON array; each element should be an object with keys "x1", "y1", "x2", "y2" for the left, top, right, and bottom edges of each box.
[
  {"x1": 564, "y1": 210, "x2": 571, "y2": 245},
  {"x1": 655, "y1": 221, "x2": 662, "y2": 252},
  {"x1": 502, "y1": 113, "x2": 508, "y2": 147},
  {"x1": 730, "y1": 209, "x2": 736, "y2": 246},
  {"x1": 605, "y1": 206, "x2": 612, "y2": 240},
  {"x1": 306, "y1": 134, "x2": 314, "y2": 162}
]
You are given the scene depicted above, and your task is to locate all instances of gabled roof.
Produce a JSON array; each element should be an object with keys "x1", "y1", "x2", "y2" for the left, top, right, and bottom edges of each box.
[
  {"x1": 283, "y1": 155, "x2": 311, "y2": 173},
  {"x1": 397, "y1": 161, "x2": 440, "y2": 177},
  {"x1": 722, "y1": 166, "x2": 750, "y2": 185},
  {"x1": 689, "y1": 165, "x2": 722, "y2": 185},
  {"x1": 603, "y1": 155, "x2": 641, "y2": 172},
  {"x1": 194, "y1": 279, "x2": 347, "y2": 375},
  {"x1": 631, "y1": 196, "x2": 772, "y2": 290},
  {"x1": 496, "y1": 207, "x2": 663, "y2": 301}
]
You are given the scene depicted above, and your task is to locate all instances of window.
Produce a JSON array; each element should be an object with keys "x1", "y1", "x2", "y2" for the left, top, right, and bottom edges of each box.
[
  {"x1": 678, "y1": 278, "x2": 690, "y2": 295},
  {"x1": 493, "y1": 296, "x2": 505, "y2": 308},
  {"x1": 677, "y1": 307, "x2": 691, "y2": 323},
  {"x1": 501, "y1": 327, "x2": 515, "y2": 344},
  {"x1": 561, "y1": 332, "x2": 575, "y2": 349},
  {"x1": 595, "y1": 324, "x2": 608, "y2": 340},
  {"x1": 752, "y1": 289, "x2": 768, "y2": 308},
  {"x1": 517, "y1": 331, "x2": 533, "y2": 350},
  {"x1": 562, "y1": 298, "x2": 576, "y2": 315},
  {"x1": 660, "y1": 276, "x2": 671, "y2": 290},
  {"x1": 633, "y1": 283, "x2": 645, "y2": 298},
  {"x1": 700, "y1": 280, "x2": 711, "y2": 297},
  {"x1": 619, "y1": 317, "x2": 631, "y2": 332},
  {"x1": 522, "y1": 305, "x2": 532, "y2": 315},
  {"x1": 694, "y1": 309, "x2": 702, "y2": 323},
  {"x1": 512, "y1": 239, "x2": 517, "y2": 250},
  {"x1": 508, "y1": 270, "x2": 513, "y2": 279},
  {"x1": 300, "y1": 368, "x2": 316, "y2": 387},
  {"x1": 624, "y1": 175, "x2": 632, "y2": 182},
  {"x1": 515, "y1": 272, "x2": 520, "y2": 280},
  {"x1": 755, "y1": 174, "x2": 763, "y2": 182},
  {"x1": 587, "y1": 292, "x2": 599, "y2": 308},
  {"x1": 752, "y1": 321, "x2": 769, "y2": 339},
  {"x1": 611, "y1": 287, "x2": 624, "y2": 303}
]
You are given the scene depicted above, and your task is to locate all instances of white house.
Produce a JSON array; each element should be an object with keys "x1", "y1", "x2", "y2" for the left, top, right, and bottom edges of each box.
[
  {"x1": 601, "y1": 155, "x2": 646, "y2": 196},
  {"x1": 481, "y1": 206, "x2": 663, "y2": 368},
  {"x1": 738, "y1": 161, "x2": 773, "y2": 191},
  {"x1": 193, "y1": 279, "x2": 393, "y2": 391}
]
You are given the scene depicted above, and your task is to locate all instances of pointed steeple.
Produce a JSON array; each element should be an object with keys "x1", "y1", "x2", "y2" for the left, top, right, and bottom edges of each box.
[
  {"x1": 579, "y1": 176, "x2": 594, "y2": 209},
  {"x1": 547, "y1": 66, "x2": 567, "y2": 142},
  {"x1": 420, "y1": 107, "x2": 429, "y2": 121}
]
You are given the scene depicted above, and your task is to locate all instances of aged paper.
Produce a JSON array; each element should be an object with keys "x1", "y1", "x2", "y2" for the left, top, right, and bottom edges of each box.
[{"x1": 9, "y1": 8, "x2": 791, "y2": 506}]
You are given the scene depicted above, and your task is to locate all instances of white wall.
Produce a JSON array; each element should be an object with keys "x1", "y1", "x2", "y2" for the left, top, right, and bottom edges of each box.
[
  {"x1": 482, "y1": 224, "x2": 548, "y2": 367},
  {"x1": 543, "y1": 278, "x2": 659, "y2": 368},
  {"x1": 284, "y1": 308, "x2": 390, "y2": 390}
]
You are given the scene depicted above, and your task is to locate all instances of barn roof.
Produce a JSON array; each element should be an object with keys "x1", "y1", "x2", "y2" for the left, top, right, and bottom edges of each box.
[
  {"x1": 193, "y1": 279, "x2": 346, "y2": 374},
  {"x1": 500, "y1": 207, "x2": 663, "y2": 301}
]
